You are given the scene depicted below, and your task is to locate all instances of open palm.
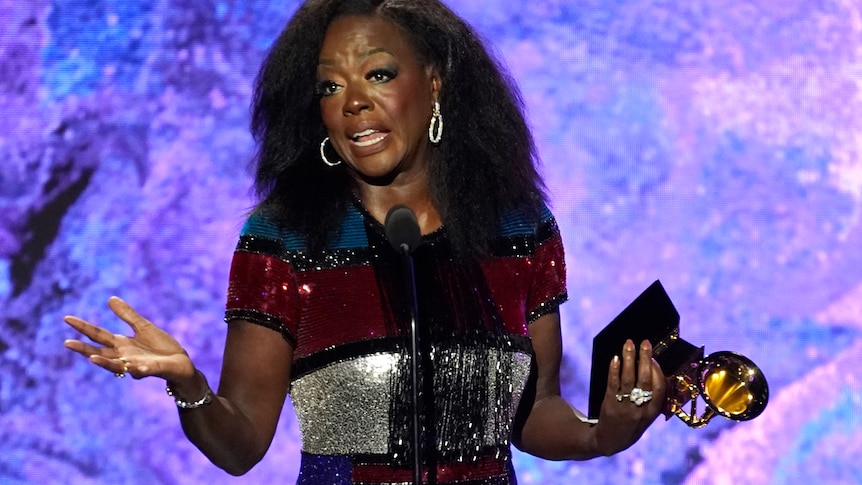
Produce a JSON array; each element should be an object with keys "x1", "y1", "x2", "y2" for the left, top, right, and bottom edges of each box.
[{"x1": 64, "y1": 296, "x2": 195, "y2": 382}]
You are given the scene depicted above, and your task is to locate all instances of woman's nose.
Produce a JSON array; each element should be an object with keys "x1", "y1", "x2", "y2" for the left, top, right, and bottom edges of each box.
[{"x1": 342, "y1": 86, "x2": 372, "y2": 116}]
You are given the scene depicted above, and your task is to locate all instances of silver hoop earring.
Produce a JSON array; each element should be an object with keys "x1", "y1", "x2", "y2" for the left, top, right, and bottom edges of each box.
[
  {"x1": 319, "y1": 137, "x2": 342, "y2": 167},
  {"x1": 428, "y1": 101, "x2": 443, "y2": 144}
]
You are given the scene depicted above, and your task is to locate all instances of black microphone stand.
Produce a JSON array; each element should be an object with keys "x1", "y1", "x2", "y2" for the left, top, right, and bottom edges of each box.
[
  {"x1": 396, "y1": 242, "x2": 423, "y2": 485},
  {"x1": 385, "y1": 205, "x2": 424, "y2": 485}
]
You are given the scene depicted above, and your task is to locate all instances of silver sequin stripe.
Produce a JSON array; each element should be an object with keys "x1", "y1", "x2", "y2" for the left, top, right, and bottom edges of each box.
[{"x1": 291, "y1": 349, "x2": 533, "y2": 456}]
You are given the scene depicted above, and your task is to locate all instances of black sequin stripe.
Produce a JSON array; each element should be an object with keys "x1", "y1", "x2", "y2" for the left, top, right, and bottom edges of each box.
[
  {"x1": 235, "y1": 234, "x2": 373, "y2": 271},
  {"x1": 288, "y1": 246, "x2": 373, "y2": 271},
  {"x1": 292, "y1": 337, "x2": 406, "y2": 380},
  {"x1": 292, "y1": 333, "x2": 534, "y2": 381},
  {"x1": 535, "y1": 215, "x2": 560, "y2": 245},
  {"x1": 224, "y1": 308, "x2": 296, "y2": 347},
  {"x1": 351, "y1": 445, "x2": 510, "y2": 465},
  {"x1": 490, "y1": 234, "x2": 534, "y2": 258},
  {"x1": 527, "y1": 292, "x2": 568, "y2": 323},
  {"x1": 490, "y1": 217, "x2": 561, "y2": 258},
  {"x1": 351, "y1": 445, "x2": 516, "y2": 485},
  {"x1": 353, "y1": 475, "x2": 512, "y2": 485},
  {"x1": 350, "y1": 443, "x2": 513, "y2": 471},
  {"x1": 235, "y1": 234, "x2": 285, "y2": 257},
  {"x1": 429, "y1": 330, "x2": 534, "y2": 355}
]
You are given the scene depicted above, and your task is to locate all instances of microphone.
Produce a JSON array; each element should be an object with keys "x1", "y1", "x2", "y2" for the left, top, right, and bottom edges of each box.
[
  {"x1": 384, "y1": 204, "x2": 421, "y2": 254},
  {"x1": 383, "y1": 204, "x2": 422, "y2": 485}
]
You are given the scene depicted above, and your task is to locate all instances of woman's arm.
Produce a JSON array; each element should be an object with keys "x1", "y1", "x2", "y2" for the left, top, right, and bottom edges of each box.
[
  {"x1": 64, "y1": 298, "x2": 292, "y2": 476},
  {"x1": 512, "y1": 312, "x2": 666, "y2": 460},
  {"x1": 172, "y1": 319, "x2": 292, "y2": 475}
]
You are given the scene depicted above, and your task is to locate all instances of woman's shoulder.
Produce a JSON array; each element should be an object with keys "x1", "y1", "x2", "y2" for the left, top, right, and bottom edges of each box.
[
  {"x1": 497, "y1": 201, "x2": 556, "y2": 239},
  {"x1": 239, "y1": 208, "x2": 308, "y2": 251},
  {"x1": 239, "y1": 202, "x2": 365, "y2": 252}
]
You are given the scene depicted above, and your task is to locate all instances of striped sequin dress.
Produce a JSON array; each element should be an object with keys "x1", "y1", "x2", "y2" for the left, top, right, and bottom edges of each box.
[{"x1": 225, "y1": 199, "x2": 567, "y2": 484}]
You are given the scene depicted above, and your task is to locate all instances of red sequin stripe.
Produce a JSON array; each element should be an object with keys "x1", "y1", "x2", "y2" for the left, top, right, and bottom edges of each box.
[
  {"x1": 292, "y1": 265, "x2": 394, "y2": 360},
  {"x1": 479, "y1": 258, "x2": 530, "y2": 337},
  {"x1": 226, "y1": 251, "x2": 301, "y2": 337},
  {"x1": 352, "y1": 456, "x2": 508, "y2": 483},
  {"x1": 526, "y1": 232, "x2": 567, "y2": 317}
]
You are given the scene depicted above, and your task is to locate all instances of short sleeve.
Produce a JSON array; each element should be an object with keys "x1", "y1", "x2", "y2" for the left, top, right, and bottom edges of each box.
[
  {"x1": 526, "y1": 207, "x2": 568, "y2": 323},
  {"x1": 224, "y1": 212, "x2": 301, "y2": 346}
]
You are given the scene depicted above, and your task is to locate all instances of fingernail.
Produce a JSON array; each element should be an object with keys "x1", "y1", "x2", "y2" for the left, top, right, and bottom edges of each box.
[{"x1": 612, "y1": 355, "x2": 620, "y2": 365}]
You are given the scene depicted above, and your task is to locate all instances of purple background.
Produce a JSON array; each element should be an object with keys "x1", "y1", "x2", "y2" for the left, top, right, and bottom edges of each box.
[{"x1": 1, "y1": 0, "x2": 861, "y2": 483}]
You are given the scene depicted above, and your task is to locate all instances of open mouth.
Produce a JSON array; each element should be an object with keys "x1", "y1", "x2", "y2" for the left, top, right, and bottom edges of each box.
[{"x1": 351, "y1": 129, "x2": 389, "y2": 147}]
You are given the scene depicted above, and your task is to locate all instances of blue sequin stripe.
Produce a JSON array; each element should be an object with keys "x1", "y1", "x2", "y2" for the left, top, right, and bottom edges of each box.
[
  {"x1": 493, "y1": 204, "x2": 559, "y2": 258},
  {"x1": 497, "y1": 203, "x2": 553, "y2": 238},
  {"x1": 240, "y1": 206, "x2": 369, "y2": 251},
  {"x1": 238, "y1": 208, "x2": 373, "y2": 271},
  {"x1": 329, "y1": 204, "x2": 369, "y2": 249},
  {"x1": 239, "y1": 211, "x2": 290, "y2": 242}
]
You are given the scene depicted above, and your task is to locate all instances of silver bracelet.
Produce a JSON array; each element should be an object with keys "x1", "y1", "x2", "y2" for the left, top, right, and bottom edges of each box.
[{"x1": 165, "y1": 375, "x2": 214, "y2": 409}]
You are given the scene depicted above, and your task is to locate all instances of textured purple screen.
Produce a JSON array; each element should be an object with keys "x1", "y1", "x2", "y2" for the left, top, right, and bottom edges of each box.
[{"x1": 1, "y1": 1, "x2": 860, "y2": 484}]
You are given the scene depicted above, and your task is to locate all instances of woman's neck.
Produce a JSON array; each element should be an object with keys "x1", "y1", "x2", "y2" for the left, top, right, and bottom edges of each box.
[{"x1": 354, "y1": 177, "x2": 442, "y2": 235}]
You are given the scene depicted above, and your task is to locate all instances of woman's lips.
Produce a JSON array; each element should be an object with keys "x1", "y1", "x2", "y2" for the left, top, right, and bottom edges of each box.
[{"x1": 351, "y1": 129, "x2": 389, "y2": 147}]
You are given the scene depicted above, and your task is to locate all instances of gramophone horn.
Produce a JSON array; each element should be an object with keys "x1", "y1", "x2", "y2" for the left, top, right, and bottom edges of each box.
[{"x1": 698, "y1": 351, "x2": 769, "y2": 422}]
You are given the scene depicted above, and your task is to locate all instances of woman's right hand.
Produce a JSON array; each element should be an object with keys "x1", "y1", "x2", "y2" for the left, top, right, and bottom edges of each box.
[{"x1": 64, "y1": 296, "x2": 196, "y2": 386}]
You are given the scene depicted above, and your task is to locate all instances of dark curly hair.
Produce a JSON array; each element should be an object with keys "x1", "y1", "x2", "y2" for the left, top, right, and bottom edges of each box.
[{"x1": 251, "y1": 0, "x2": 546, "y2": 257}]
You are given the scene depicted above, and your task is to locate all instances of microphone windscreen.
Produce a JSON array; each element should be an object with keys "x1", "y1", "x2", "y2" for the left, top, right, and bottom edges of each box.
[{"x1": 384, "y1": 205, "x2": 421, "y2": 254}]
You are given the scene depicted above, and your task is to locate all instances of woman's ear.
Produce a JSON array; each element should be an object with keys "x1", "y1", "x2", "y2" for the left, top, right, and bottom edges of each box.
[{"x1": 427, "y1": 66, "x2": 442, "y2": 101}]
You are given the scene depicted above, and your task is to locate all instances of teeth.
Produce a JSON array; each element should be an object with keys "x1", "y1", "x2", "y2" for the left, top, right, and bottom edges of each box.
[
  {"x1": 354, "y1": 133, "x2": 387, "y2": 147},
  {"x1": 351, "y1": 128, "x2": 387, "y2": 147},
  {"x1": 352, "y1": 129, "x2": 378, "y2": 139}
]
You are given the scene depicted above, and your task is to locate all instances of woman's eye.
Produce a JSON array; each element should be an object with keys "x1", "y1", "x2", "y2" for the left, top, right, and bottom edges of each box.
[
  {"x1": 315, "y1": 81, "x2": 340, "y2": 96},
  {"x1": 367, "y1": 68, "x2": 396, "y2": 83}
]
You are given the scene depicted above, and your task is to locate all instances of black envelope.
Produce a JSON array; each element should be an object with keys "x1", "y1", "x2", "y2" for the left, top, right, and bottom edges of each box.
[{"x1": 588, "y1": 280, "x2": 703, "y2": 419}]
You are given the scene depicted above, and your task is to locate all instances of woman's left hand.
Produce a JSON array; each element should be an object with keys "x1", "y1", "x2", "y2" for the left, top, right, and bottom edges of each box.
[{"x1": 593, "y1": 339, "x2": 667, "y2": 455}]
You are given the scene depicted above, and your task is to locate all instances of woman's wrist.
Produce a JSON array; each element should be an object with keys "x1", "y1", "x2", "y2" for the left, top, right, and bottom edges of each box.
[{"x1": 165, "y1": 369, "x2": 213, "y2": 409}]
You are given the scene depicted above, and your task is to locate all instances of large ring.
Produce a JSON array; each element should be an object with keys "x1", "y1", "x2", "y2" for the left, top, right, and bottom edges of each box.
[
  {"x1": 116, "y1": 357, "x2": 129, "y2": 378},
  {"x1": 615, "y1": 393, "x2": 629, "y2": 402},
  {"x1": 630, "y1": 387, "x2": 653, "y2": 406}
]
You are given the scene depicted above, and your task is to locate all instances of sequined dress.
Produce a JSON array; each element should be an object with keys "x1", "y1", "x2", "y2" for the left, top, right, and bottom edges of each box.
[{"x1": 225, "y1": 199, "x2": 567, "y2": 484}]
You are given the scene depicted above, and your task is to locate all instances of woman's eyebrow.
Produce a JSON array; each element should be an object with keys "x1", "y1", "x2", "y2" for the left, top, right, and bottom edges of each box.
[{"x1": 319, "y1": 47, "x2": 393, "y2": 66}]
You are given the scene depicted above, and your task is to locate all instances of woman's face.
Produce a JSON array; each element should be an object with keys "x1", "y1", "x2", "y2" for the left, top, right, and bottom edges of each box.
[{"x1": 317, "y1": 15, "x2": 440, "y2": 183}]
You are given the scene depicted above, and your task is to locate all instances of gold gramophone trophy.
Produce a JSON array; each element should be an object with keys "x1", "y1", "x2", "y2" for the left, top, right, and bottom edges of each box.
[{"x1": 588, "y1": 281, "x2": 769, "y2": 428}]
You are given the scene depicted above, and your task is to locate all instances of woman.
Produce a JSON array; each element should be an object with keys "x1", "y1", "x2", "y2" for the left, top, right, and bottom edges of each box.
[{"x1": 63, "y1": 0, "x2": 666, "y2": 483}]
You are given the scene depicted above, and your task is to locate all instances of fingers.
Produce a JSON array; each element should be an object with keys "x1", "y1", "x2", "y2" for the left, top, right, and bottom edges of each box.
[
  {"x1": 63, "y1": 313, "x2": 133, "y2": 361},
  {"x1": 84, "y1": 352, "x2": 158, "y2": 380},
  {"x1": 605, "y1": 339, "x2": 661, "y2": 407},
  {"x1": 616, "y1": 339, "x2": 656, "y2": 391},
  {"x1": 86, "y1": 354, "x2": 133, "y2": 378},
  {"x1": 63, "y1": 299, "x2": 164, "y2": 381},
  {"x1": 619, "y1": 339, "x2": 637, "y2": 391},
  {"x1": 606, "y1": 353, "x2": 621, "y2": 398},
  {"x1": 605, "y1": 339, "x2": 636, "y2": 396},
  {"x1": 650, "y1": 359, "x2": 667, "y2": 394},
  {"x1": 64, "y1": 338, "x2": 111, "y2": 359},
  {"x1": 649, "y1": 356, "x2": 667, "y2": 400},
  {"x1": 637, "y1": 340, "x2": 654, "y2": 390},
  {"x1": 108, "y1": 296, "x2": 152, "y2": 334},
  {"x1": 63, "y1": 315, "x2": 118, "y2": 347}
]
